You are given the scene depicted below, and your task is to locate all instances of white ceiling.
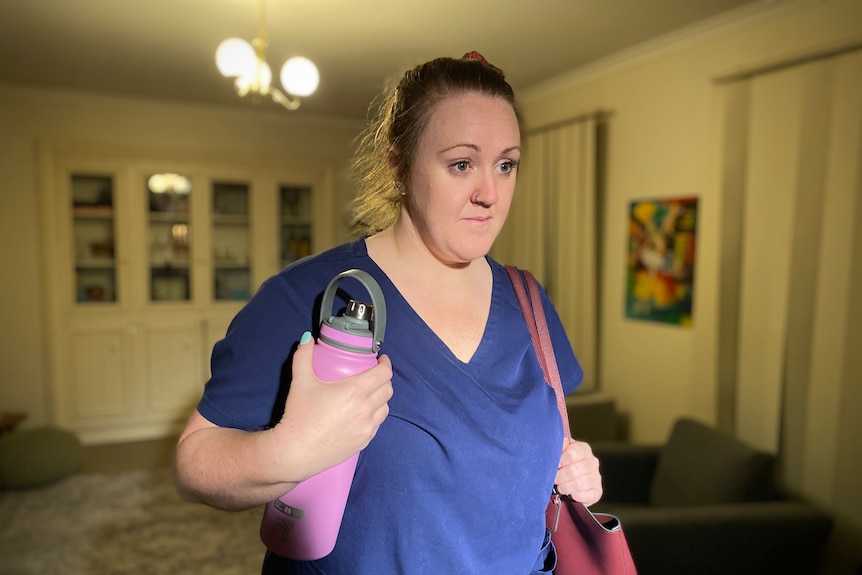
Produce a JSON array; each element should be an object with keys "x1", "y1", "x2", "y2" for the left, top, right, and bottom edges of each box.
[{"x1": 0, "y1": 0, "x2": 765, "y2": 120}]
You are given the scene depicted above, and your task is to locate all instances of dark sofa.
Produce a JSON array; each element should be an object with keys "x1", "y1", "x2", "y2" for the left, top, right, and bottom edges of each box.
[{"x1": 591, "y1": 418, "x2": 833, "y2": 575}]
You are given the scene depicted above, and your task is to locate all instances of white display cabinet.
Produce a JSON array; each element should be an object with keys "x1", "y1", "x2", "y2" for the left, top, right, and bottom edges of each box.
[{"x1": 40, "y1": 145, "x2": 334, "y2": 443}]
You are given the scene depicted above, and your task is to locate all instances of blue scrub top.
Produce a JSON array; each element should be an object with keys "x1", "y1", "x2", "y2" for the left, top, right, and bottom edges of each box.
[{"x1": 198, "y1": 238, "x2": 583, "y2": 574}]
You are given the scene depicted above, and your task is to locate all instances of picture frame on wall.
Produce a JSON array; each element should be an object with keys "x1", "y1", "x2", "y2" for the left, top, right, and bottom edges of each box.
[{"x1": 625, "y1": 196, "x2": 698, "y2": 326}]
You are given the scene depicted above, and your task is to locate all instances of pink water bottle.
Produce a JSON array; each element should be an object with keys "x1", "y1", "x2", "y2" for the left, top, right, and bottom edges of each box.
[{"x1": 260, "y1": 269, "x2": 386, "y2": 560}]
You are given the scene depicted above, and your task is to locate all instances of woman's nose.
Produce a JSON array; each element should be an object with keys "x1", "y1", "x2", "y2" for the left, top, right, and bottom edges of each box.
[{"x1": 471, "y1": 170, "x2": 498, "y2": 206}]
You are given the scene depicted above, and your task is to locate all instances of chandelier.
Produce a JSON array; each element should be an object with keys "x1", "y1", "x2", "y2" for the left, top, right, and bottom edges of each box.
[{"x1": 215, "y1": 0, "x2": 319, "y2": 111}]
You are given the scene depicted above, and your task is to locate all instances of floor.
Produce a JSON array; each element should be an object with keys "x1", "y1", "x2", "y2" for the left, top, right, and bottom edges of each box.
[{"x1": 83, "y1": 435, "x2": 178, "y2": 473}]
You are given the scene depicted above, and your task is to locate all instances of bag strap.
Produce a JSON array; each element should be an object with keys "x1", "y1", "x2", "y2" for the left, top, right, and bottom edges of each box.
[{"x1": 504, "y1": 265, "x2": 572, "y2": 441}]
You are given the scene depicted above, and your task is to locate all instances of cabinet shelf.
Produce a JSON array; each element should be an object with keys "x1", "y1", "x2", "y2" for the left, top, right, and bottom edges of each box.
[
  {"x1": 214, "y1": 261, "x2": 250, "y2": 270},
  {"x1": 213, "y1": 214, "x2": 249, "y2": 225},
  {"x1": 76, "y1": 258, "x2": 115, "y2": 269},
  {"x1": 281, "y1": 216, "x2": 312, "y2": 226},
  {"x1": 73, "y1": 205, "x2": 114, "y2": 219},
  {"x1": 149, "y1": 212, "x2": 189, "y2": 223}
]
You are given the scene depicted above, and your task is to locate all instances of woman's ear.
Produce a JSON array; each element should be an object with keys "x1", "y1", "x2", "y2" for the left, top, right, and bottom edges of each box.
[
  {"x1": 387, "y1": 147, "x2": 400, "y2": 173},
  {"x1": 388, "y1": 148, "x2": 404, "y2": 192}
]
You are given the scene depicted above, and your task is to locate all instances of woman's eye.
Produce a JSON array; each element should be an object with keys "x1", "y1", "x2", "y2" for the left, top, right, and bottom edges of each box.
[
  {"x1": 452, "y1": 160, "x2": 470, "y2": 172},
  {"x1": 498, "y1": 160, "x2": 519, "y2": 174}
]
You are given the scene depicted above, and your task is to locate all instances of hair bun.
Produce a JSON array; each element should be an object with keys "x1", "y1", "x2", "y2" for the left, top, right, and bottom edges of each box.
[{"x1": 462, "y1": 51, "x2": 505, "y2": 79}]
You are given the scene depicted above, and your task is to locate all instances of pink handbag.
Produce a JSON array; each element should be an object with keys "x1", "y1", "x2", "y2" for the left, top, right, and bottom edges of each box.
[{"x1": 506, "y1": 266, "x2": 638, "y2": 575}]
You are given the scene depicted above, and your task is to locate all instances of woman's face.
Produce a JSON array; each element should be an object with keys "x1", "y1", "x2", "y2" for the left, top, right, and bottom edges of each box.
[{"x1": 404, "y1": 92, "x2": 521, "y2": 266}]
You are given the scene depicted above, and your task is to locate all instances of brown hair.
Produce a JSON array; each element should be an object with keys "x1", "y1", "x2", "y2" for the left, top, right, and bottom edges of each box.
[{"x1": 350, "y1": 53, "x2": 518, "y2": 235}]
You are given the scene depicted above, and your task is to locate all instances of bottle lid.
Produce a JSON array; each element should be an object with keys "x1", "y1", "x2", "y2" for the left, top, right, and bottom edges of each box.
[
  {"x1": 319, "y1": 269, "x2": 386, "y2": 352},
  {"x1": 345, "y1": 299, "x2": 373, "y2": 322}
]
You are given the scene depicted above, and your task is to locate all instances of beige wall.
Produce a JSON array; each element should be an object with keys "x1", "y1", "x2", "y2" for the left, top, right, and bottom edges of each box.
[
  {"x1": 516, "y1": 0, "x2": 861, "y2": 570},
  {"x1": 0, "y1": 86, "x2": 363, "y2": 428},
  {"x1": 519, "y1": 0, "x2": 862, "y2": 443}
]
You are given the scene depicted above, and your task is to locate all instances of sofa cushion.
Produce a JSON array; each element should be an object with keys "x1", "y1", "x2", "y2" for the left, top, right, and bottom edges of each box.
[{"x1": 649, "y1": 418, "x2": 775, "y2": 506}]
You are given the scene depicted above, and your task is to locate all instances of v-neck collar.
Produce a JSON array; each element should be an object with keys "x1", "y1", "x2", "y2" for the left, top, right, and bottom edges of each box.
[{"x1": 359, "y1": 239, "x2": 500, "y2": 370}]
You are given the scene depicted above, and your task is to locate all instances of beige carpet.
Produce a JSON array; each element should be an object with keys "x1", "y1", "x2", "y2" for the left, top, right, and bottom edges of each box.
[{"x1": 0, "y1": 468, "x2": 266, "y2": 574}]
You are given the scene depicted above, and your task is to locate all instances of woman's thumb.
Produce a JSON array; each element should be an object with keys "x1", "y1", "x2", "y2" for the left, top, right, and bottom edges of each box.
[{"x1": 291, "y1": 331, "x2": 315, "y2": 376}]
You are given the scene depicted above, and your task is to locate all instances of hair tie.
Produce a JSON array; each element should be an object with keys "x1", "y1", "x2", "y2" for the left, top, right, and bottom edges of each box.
[{"x1": 462, "y1": 51, "x2": 505, "y2": 79}]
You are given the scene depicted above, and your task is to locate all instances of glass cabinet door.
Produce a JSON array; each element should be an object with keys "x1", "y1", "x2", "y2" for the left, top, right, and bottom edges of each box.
[
  {"x1": 147, "y1": 173, "x2": 192, "y2": 302},
  {"x1": 212, "y1": 181, "x2": 251, "y2": 301},
  {"x1": 71, "y1": 174, "x2": 117, "y2": 303},
  {"x1": 280, "y1": 185, "x2": 312, "y2": 268}
]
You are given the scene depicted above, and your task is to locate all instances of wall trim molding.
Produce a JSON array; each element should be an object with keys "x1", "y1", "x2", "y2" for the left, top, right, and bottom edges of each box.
[
  {"x1": 519, "y1": 0, "x2": 824, "y2": 104},
  {"x1": 714, "y1": 36, "x2": 862, "y2": 83}
]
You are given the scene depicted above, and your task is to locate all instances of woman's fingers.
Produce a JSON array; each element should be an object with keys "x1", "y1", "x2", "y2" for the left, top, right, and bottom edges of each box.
[{"x1": 555, "y1": 439, "x2": 603, "y2": 506}]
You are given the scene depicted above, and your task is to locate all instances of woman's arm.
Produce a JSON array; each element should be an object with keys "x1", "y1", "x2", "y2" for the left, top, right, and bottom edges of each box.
[
  {"x1": 174, "y1": 336, "x2": 393, "y2": 511},
  {"x1": 174, "y1": 411, "x2": 299, "y2": 510}
]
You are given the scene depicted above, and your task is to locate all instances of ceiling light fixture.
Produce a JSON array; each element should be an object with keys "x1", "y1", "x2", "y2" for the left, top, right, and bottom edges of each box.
[{"x1": 215, "y1": 0, "x2": 319, "y2": 111}]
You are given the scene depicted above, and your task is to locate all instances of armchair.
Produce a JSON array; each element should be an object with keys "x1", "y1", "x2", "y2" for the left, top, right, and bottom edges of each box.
[{"x1": 591, "y1": 418, "x2": 833, "y2": 575}]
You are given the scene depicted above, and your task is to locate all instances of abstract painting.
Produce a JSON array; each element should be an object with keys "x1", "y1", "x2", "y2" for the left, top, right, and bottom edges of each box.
[{"x1": 626, "y1": 196, "x2": 698, "y2": 326}]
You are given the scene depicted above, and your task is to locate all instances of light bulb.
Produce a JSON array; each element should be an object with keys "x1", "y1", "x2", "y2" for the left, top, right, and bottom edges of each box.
[
  {"x1": 148, "y1": 174, "x2": 167, "y2": 194},
  {"x1": 280, "y1": 57, "x2": 319, "y2": 97},
  {"x1": 172, "y1": 175, "x2": 192, "y2": 195},
  {"x1": 235, "y1": 60, "x2": 271, "y2": 95},
  {"x1": 258, "y1": 61, "x2": 272, "y2": 93},
  {"x1": 216, "y1": 38, "x2": 257, "y2": 78}
]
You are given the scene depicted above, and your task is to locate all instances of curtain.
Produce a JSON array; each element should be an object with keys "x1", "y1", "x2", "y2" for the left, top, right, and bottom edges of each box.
[
  {"x1": 715, "y1": 49, "x2": 862, "y2": 502},
  {"x1": 493, "y1": 116, "x2": 601, "y2": 390}
]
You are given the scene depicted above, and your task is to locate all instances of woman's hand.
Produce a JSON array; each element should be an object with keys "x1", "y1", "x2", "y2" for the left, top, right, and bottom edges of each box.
[
  {"x1": 555, "y1": 439, "x2": 602, "y2": 506},
  {"x1": 273, "y1": 333, "x2": 394, "y2": 482},
  {"x1": 174, "y1": 334, "x2": 393, "y2": 510}
]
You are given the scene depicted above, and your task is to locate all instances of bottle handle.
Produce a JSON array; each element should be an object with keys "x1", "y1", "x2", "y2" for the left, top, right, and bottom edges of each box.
[{"x1": 318, "y1": 269, "x2": 387, "y2": 352}]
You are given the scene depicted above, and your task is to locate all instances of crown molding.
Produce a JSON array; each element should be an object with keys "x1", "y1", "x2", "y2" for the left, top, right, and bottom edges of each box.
[{"x1": 519, "y1": 0, "x2": 825, "y2": 104}]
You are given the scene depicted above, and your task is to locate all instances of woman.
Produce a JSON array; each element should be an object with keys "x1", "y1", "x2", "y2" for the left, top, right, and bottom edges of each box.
[{"x1": 175, "y1": 52, "x2": 601, "y2": 574}]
